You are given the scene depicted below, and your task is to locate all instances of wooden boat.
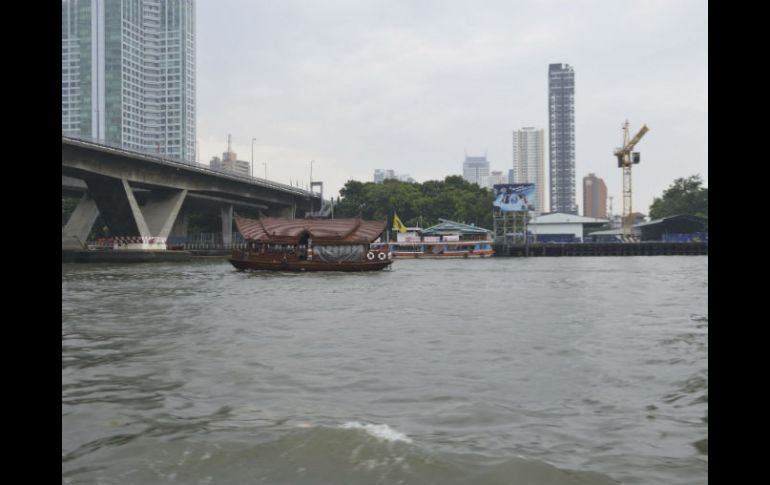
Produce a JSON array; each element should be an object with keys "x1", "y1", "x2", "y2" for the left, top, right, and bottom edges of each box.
[{"x1": 228, "y1": 215, "x2": 392, "y2": 272}]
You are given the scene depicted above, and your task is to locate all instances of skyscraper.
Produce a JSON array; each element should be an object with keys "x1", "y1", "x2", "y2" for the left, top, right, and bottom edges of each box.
[
  {"x1": 512, "y1": 127, "x2": 546, "y2": 214},
  {"x1": 62, "y1": 0, "x2": 196, "y2": 162},
  {"x1": 373, "y1": 169, "x2": 396, "y2": 183},
  {"x1": 462, "y1": 155, "x2": 490, "y2": 187},
  {"x1": 480, "y1": 171, "x2": 507, "y2": 189},
  {"x1": 548, "y1": 63, "x2": 576, "y2": 214},
  {"x1": 583, "y1": 173, "x2": 607, "y2": 218}
]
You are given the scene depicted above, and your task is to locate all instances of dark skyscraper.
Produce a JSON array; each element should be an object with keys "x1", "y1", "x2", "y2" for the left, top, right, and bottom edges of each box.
[{"x1": 548, "y1": 63, "x2": 576, "y2": 214}]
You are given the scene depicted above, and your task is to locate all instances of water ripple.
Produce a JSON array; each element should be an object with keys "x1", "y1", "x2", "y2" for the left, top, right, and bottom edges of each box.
[{"x1": 63, "y1": 257, "x2": 707, "y2": 484}]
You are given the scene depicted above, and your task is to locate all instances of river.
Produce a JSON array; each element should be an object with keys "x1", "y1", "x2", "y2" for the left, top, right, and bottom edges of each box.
[{"x1": 62, "y1": 256, "x2": 708, "y2": 484}]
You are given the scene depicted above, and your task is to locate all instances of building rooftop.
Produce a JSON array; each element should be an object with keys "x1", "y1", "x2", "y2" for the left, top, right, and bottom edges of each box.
[
  {"x1": 530, "y1": 212, "x2": 610, "y2": 225},
  {"x1": 588, "y1": 214, "x2": 706, "y2": 236},
  {"x1": 422, "y1": 219, "x2": 492, "y2": 235}
]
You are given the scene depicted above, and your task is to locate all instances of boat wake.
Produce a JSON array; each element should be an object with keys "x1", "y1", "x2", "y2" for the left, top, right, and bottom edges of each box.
[
  {"x1": 340, "y1": 421, "x2": 414, "y2": 443},
  {"x1": 63, "y1": 422, "x2": 619, "y2": 485}
]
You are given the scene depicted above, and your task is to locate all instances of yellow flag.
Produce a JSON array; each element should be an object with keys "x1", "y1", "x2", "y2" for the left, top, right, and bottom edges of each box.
[{"x1": 392, "y1": 213, "x2": 408, "y2": 234}]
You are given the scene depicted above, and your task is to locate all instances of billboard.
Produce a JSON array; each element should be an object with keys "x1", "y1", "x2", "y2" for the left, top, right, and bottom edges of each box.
[{"x1": 493, "y1": 183, "x2": 536, "y2": 212}]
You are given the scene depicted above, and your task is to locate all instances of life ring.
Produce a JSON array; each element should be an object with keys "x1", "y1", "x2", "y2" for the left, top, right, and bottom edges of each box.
[
  {"x1": 377, "y1": 251, "x2": 387, "y2": 261},
  {"x1": 366, "y1": 251, "x2": 375, "y2": 260}
]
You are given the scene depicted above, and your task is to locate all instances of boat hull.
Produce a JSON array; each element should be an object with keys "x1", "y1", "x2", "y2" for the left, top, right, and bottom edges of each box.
[
  {"x1": 392, "y1": 251, "x2": 494, "y2": 259},
  {"x1": 375, "y1": 241, "x2": 494, "y2": 259}
]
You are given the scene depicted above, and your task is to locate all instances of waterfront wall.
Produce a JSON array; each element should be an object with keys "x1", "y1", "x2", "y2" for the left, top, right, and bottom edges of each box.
[
  {"x1": 62, "y1": 250, "x2": 193, "y2": 263},
  {"x1": 494, "y1": 242, "x2": 708, "y2": 257}
]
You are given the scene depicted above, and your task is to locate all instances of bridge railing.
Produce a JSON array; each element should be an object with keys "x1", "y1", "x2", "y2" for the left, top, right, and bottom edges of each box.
[
  {"x1": 166, "y1": 232, "x2": 248, "y2": 250},
  {"x1": 62, "y1": 134, "x2": 322, "y2": 199},
  {"x1": 86, "y1": 233, "x2": 249, "y2": 250}
]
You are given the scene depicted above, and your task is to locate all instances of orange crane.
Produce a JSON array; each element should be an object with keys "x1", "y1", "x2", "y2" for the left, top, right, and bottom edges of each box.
[{"x1": 613, "y1": 121, "x2": 649, "y2": 240}]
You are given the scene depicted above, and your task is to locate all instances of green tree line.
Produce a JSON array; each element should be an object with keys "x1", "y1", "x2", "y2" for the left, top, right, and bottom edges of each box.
[
  {"x1": 648, "y1": 174, "x2": 708, "y2": 225},
  {"x1": 334, "y1": 176, "x2": 495, "y2": 229}
]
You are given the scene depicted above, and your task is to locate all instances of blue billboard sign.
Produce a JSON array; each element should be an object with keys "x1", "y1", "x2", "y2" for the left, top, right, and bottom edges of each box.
[{"x1": 493, "y1": 183, "x2": 536, "y2": 212}]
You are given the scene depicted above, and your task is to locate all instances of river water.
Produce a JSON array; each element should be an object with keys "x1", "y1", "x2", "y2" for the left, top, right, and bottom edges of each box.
[{"x1": 62, "y1": 256, "x2": 708, "y2": 484}]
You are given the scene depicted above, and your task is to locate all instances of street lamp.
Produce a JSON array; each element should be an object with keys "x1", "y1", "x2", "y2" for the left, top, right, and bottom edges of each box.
[
  {"x1": 251, "y1": 137, "x2": 256, "y2": 178},
  {"x1": 310, "y1": 159, "x2": 314, "y2": 184}
]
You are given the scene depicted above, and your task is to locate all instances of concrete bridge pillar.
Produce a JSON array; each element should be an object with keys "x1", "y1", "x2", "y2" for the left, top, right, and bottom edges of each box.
[
  {"x1": 142, "y1": 188, "x2": 188, "y2": 240},
  {"x1": 62, "y1": 194, "x2": 100, "y2": 249},
  {"x1": 85, "y1": 176, "x2": 144, "y2": 237},
  {"x1": 221, "y1": 204, "x2": 233, "y2": 246},
  {"x1": 77, "y1": 176, "x2": 187, "y2": 250}
]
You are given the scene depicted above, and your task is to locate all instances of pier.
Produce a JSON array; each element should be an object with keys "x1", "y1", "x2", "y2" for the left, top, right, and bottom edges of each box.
[{"x1": 493, "y1": 241, "x2": 708, "y2": 257}]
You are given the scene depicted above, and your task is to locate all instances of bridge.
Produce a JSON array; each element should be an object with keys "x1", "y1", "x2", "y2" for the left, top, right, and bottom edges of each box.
[{"x1": 62, "y1": 136, "x2": 326, "y2": 250}]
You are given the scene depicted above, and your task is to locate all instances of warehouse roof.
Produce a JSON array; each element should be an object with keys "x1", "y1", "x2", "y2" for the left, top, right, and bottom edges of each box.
[{"x1": 530, "y1": 212, "x2": 610, "y2": 225}]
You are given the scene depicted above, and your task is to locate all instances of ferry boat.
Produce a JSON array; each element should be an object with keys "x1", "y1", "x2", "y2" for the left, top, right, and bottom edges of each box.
[
  {"x1": 229, "y1": 215, "x2": 392, "y2": 272},
  {"x1": 373, "y1": 240, "x2": 494, "y2": 258}
]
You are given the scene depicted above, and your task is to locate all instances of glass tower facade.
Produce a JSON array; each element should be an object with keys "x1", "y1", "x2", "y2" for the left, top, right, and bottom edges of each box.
[
  {"x1": 548, "y1": 63, "x2": 576, "y2": 214},
  {"x1": 462, "y1": 155, "x2": 490, "y2": 187},
  {"x1": 61, "y1": 0, "x2": 196, "y2": 163}
]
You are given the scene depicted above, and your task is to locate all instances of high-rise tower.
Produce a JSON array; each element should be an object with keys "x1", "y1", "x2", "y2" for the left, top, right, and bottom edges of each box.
[
  {"x1": 62, "y1": 0, "x2": 196, "y2": 163},
  {"x1": 512, "y1": 127, "x2": 545, "y2": 214},
  {"x1": 548, "y1": 63, "x2": 576, "y2": 214},
  {"x1": 583, "y1": 173, "x2": 607, "y2": 218},
  {"x1": 462, "y1": 154, "x2": 490, "y2": 187}
]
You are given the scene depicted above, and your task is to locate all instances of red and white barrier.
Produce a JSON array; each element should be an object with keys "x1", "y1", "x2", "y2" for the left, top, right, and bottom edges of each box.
[{"x1": 112, "y1": 236, "x2": 167, "y2": 250}]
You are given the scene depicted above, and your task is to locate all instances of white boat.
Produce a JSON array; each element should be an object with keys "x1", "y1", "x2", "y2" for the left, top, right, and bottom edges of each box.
[{"x1": 372, "y1": 240, "x2": 494, "y2": 258}]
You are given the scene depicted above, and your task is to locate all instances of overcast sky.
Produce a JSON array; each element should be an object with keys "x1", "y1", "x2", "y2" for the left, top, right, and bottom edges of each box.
[{"x1": 196, "y1": 0, "x2": 707, "y2": 215}]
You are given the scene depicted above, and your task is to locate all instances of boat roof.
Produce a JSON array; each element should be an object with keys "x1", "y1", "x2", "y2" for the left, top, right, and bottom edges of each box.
[
  {"x1": 234, "y1": 215, "x2": 387, "y2": 244},
  {"x1": 421, "y1": 219, "x2": 492, "y2": 235}
]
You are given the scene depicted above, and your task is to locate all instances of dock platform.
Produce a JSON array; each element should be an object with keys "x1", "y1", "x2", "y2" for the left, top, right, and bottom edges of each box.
[{"x1": 494, "y1": 242, "x2": 708, "y2": 257}]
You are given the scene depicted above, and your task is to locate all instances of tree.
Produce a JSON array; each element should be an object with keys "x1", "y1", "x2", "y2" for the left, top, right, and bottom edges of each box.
[
  {"x1": 648, "y1": 175, "x2": 708, "y2": 221},
  {"x1": 335, "y1": 177, "x2": 494, "y2": 229}
]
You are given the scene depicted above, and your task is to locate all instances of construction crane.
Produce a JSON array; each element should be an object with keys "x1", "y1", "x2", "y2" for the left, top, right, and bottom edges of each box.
[{"x1": 613, "y1": 121, "x2": 649, "y2": 240}]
